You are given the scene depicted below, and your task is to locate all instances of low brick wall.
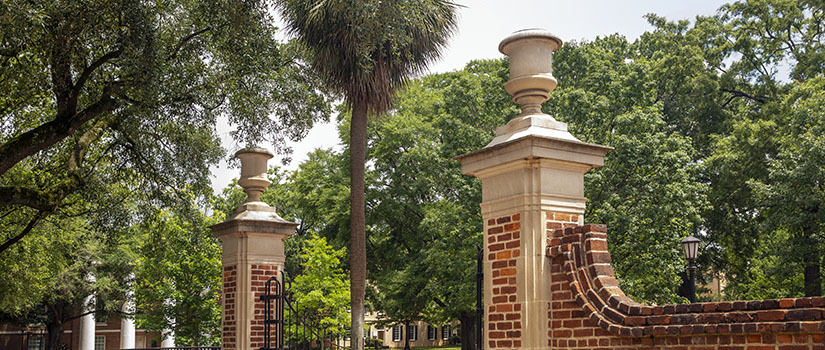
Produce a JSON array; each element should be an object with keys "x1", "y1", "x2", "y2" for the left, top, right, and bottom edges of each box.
[{"x1": 545, "y1": 224, "x2": 825, "y2": 350}]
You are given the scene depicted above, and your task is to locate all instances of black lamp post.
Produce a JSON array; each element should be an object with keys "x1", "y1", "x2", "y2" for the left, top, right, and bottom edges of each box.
[{"x1": 681, "y1": 236, "x2": 701, "y2": 303}]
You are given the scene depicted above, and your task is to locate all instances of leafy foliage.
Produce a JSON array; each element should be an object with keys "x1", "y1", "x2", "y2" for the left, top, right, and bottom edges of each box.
[
  {"x1": 135, "y1": 209, "x2": 222, "y2": 346},
  {"x1": 288, "y1": 234, "x2": 351, "y2": 341},
  {"x1": 0, "y1": 0, "x2": 330, "y2": 348}
]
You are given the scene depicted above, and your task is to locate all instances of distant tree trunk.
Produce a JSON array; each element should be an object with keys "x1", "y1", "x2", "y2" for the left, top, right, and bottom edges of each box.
[
  {"x1": 45, "y1": 321, "x2": 62, "y2": 350},
  {"x1": 677, "y1": 271, "x2": 691, "y2": 300},
  {"x1": 803, "y1": 225, "x2": 822, "y2": 296},
  {"x1": 350, "y1": 101, "x2": 368, "y2": 350},
  {"x1": 403, "y1": 321, "x2": 411, "y2": 350},
  {"x1": 44, "y1": 304, "x2": 65, "y2": 350},
  {"x1": 458, "y1": 312, "x2": 476, "y2": 350},
  {"x1": 804, "y1": 263, "x2": 821, "y2": 296}
]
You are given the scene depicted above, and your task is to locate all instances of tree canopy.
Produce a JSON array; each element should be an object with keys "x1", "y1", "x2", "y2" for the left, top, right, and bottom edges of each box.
[{"x1": 0, "y1": 1, "x2": 330, "y2": 349}]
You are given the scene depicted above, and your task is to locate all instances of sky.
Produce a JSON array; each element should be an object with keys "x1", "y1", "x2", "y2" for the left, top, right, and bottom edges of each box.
[{"x1": 209, "y1": 0, "x2": 729, "y2": 193}]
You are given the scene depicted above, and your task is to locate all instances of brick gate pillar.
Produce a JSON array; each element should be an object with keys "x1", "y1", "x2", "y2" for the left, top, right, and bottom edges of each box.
[
  {"x1": 210, "y1": 148, "x2": 297, "y2": 350},
  {"x1": 457, "y1": 29, "x2": 611, "y2": 350}
]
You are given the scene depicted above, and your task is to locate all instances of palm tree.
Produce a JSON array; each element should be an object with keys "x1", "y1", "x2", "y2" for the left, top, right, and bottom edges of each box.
[{"x1": 275, "y1": 1, "x2": 458, "y2": 349}]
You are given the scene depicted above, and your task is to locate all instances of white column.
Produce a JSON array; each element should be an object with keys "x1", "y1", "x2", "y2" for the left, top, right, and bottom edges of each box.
[
  {"x1": 120, "y1": 282, "x2": 136, "y2": 349},
  {"x1": 161, "y1": 328, "x2": 175, "y2": 348},
  {"x1": 161, "y1": 298, "x2": 175, "y2": 348},
  {"x1": 79, "y1": 290, "x2": 96, "y2": 350}
]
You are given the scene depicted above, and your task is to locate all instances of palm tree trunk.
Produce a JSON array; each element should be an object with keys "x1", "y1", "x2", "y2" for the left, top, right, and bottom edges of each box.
[{"x1": 350, "y1": 101, "x2": 368, "y2": 350}]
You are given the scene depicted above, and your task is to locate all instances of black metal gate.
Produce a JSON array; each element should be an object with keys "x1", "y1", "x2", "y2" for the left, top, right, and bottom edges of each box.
[
  {"x1": 260, "y1": 272, "x2": 285, "y2": 350},
  {"x1": 260, "y1": 272, "x2": 349, "y2": 350}
]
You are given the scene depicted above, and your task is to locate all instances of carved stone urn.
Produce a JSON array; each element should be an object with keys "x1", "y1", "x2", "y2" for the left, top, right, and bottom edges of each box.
[{"x1": 487, "y1": 29, "x2": 579, "y2": 147}]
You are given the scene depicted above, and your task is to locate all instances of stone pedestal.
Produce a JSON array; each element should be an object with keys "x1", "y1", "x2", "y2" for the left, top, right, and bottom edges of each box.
[
  {"x1": 456, "y1": 29, "x2": 611, "y2": 350},
  {"x1": 211, "y1": 148, "x2": 298, "y2": 350}
]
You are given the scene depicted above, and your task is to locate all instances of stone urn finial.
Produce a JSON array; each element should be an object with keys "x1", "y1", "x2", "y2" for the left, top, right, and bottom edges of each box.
[
  {"x1": 236, "y1": 147, "x2": 273, "y2": 204},
  {"x1": 483, "y1": 29, "x2": 578, "y2": 148},
  {"x1": 224, "y1": 146, "x2": 291, "y2": 222},
  {"x1": 499, "y1": 28, "x2": 563, "y2": 116}
]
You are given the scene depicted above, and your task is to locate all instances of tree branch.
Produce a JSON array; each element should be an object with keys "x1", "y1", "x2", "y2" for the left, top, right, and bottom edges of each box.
[
  {"x1": 720, "y1": 88, "x2": 768, "y2": 104},
  {"x1": 68, "y1": 117, "x2": 112, "y2": 172},
  {"x1": 0, "y1": 211, "x2": 44, "y2": 254},
  {"x1": 65, "y1": 309, "x2": 97, "y2": 322},
  {"x1": 169, "y1": 25, "x2": 224, "y2": 60},
  {"x1": 51, "y1": 22, "x2": 75, "y2": 118},
  {"x1": 0, "y1": 93, "x2": 118, "y2": 176},
  {"x1": 73, "y1": 49, "x2": 123, "y2": 100},
  {"x1": 0, "y1": 187, "x2": 56, "y2": 211}
]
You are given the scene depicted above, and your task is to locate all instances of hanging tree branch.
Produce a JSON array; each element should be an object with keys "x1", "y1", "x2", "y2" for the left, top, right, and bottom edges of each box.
[
  {"x1": 0, "y1": 211, "x2": 45, "y2": 254},
  {"x1": 0, "y1": 85, "x2": 119, "y2": 176},
  {"x1": 720, "y1": 88, "x2": 769, "y2": 109},
  {"x1": 72, "y1": 49, "x2": 123, "y2": 100},
  {"x1": 169, "y1": 24, "x2": 228, "y2": 60}
]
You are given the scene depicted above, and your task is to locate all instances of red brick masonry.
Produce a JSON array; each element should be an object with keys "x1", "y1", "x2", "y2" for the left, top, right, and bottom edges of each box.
[
  {"x1": 251, "y1": 264, "x2": 280, "y2": 350},
  {"x1": 487, "y1": 213, "x2": 524, "y2": 349},
  {"x1": 223, "y1": 264, "x2": 237, "y2": 349},
  {"x1": 546, "y1": 224, "x2": 825, "y2": 349}
]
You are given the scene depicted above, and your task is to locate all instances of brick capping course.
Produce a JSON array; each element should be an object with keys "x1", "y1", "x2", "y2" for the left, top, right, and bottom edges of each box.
[{"x1": 545, "y1": 224, "x2": 825, "y2": 338}]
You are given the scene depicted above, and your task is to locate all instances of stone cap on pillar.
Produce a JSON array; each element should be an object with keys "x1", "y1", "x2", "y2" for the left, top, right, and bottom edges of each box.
[
  {"x1": 457, "y1": 136, "x2": 611, "y2": 177},
  {"x1": 456, "y1": 29, "x2": 612, "y2": 177},
  {"x1": 211, "y1": 147, "x2": 297, "y2": 238}
]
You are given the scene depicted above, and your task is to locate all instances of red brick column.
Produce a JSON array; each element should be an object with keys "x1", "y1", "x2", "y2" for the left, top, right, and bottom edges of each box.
[
  {"x1": 211, "y1": 147, "x2": 297, "y2": 350},
  {"x1": 250, "y1": 264, "x2": 281, "y2": 349},
  {"x1": 484, "y1": 209, "x2": 583, "y2": 350},
  {"x1": 223, "y1": 265, "x2": 238, "y2": 348},
  {"x1": 456, "y1": 28, "x2": 611, "y2": 350},
  {"x1": 487, "y1": 213, "x2": 524, "y2": 349}
]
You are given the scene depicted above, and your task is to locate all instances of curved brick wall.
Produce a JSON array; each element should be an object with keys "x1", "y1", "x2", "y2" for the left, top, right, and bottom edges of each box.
[{"x1": 545, "y1": 224, "x2": 825, "y2": 349}]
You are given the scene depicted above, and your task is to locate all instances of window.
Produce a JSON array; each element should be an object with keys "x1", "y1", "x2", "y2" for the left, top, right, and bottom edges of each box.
[
  {"x1": 392, "y1": 325, "x2": 402, "y2": 342},
  {"x1": 94, "y1": 335, "x2": 105, "y2": 350},
  {"x1": 427, "y1": 325, "x2": 437, "y2": 340},
  {"x1": 441, "y1": 325, "x2": 450, "y2": 340},
  {"x1": 407, "y1": 325, "x2": 418, "y2": 341},
  {"x1": 27, "y1": 337, "x2": 42, "y2": 350}
]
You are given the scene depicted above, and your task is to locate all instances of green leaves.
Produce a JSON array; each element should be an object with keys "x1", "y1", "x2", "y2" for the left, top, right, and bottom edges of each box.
[
  {"x1": 135, "y1": 209, "x2": 222, "y2": 346},
  {"x1": 586, "y1": 107, "x2": 708, "y2": 303},
  {"x1": 275, "y1": 0, "x2": 458, "y2": 113},
  {"x1": 289, "y1": 234, "x2": 351, "y2": 339},
  {"x1": 1, "y1": 2, "x2": 332, "y2": 345}
]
